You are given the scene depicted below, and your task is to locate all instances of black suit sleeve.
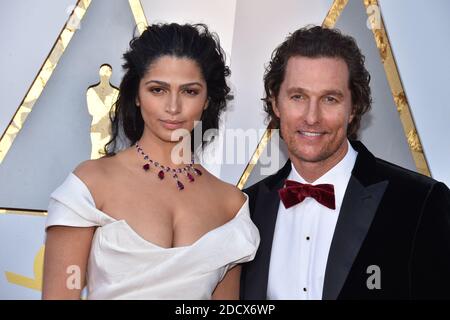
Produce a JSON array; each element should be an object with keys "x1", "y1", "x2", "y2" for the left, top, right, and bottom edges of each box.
[
  {"x1": 240, "y1": 186, "x2": 252, "y2": 299},
  {"x1": 411, "y1": 182, "x2": 450, "y2": 299}
]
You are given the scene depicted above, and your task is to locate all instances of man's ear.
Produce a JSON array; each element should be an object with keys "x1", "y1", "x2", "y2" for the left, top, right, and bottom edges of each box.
[
  {"x1": 272, "y1": 97, "x2": 280, "y2": 118},
  {"x1": 348, "y1": 105, "x2": 356, "y2": 123}
]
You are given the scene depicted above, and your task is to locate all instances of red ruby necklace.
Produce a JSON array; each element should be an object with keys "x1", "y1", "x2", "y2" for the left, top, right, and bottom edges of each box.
[{"x1": 135, "y1": 143, "x2": 202, "y2": 190}]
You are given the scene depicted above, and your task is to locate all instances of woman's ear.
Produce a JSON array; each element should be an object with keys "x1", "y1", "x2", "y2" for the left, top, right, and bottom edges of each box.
[
  {"x1": 135, "y1": 96, "x2": 140, "y2": 107},
  {"x1": 203, "y1": 99, "x2": 209, "y2": 110}
]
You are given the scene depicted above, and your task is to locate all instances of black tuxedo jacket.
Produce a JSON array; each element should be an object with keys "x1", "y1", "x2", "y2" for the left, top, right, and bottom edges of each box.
[{"x1": 241, "y1": 141, "x2": 450, "y2": 299}]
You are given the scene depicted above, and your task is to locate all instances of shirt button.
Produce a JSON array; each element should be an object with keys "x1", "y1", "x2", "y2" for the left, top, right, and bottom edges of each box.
[
  {"x1": 303, "y1": 287, "x2": 307, "y2": 292},
  {"x1": 306, "y1": 236, "x2": 310, "y2": 240}
]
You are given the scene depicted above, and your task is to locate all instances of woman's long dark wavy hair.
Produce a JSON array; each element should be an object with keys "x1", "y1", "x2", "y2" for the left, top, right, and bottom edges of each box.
[
  {"x1": 104, "y1": 23, "x2": 230, "y2": 155},
  {"x1": 263, "y1": 25, "x2": 372, "y2": 140}
]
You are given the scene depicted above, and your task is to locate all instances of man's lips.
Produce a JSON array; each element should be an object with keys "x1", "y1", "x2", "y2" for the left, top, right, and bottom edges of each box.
[{"x1": 297, "y1": 130, "x2": 327, "y2": 137}]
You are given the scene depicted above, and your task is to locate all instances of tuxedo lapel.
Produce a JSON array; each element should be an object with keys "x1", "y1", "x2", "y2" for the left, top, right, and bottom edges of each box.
[
  {"x1": 243, "y1": 161, "x2": 291, "y2": 299},
  {"x1": 322, "y1": 141, "x2": 388, "y2": 300}
]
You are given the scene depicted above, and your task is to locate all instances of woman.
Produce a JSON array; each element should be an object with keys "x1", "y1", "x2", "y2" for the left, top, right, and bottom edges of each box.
[{"x1": 42, "y1": 23, "x2": 260, "y2": 299}]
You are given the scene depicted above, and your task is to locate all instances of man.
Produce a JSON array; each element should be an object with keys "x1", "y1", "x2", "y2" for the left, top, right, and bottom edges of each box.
[{"x1": 240, "y1": 26, "x2": 450, "y2": 300}]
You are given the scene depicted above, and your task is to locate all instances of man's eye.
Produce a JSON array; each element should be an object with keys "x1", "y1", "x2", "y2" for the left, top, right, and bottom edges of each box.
[
  {"x1": 291, "y1": 94, "x2": 304, "y2": 101},
  {"x1": 323, "y1": 96, "x2": 338, "y2": 103}
]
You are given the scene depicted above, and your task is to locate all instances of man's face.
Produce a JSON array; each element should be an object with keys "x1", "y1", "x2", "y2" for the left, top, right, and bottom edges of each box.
[{"x1": 273, "y1": 56, "x2": 354, "y2": 169}]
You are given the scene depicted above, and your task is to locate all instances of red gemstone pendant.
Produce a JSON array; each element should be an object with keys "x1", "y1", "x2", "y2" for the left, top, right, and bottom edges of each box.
[{"x1": 136, "y1": 143, "x2": 200, "y2": 191}]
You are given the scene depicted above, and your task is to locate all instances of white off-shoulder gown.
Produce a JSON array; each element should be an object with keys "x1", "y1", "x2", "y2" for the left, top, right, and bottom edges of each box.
[{"x1": 45, "y1": 173, "x2": 260, "y2": 300}]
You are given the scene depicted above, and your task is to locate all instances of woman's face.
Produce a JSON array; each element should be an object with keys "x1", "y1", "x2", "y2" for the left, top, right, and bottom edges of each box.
[{"x1": 136, "y1": 55, "x2": 208, "y2": 143}]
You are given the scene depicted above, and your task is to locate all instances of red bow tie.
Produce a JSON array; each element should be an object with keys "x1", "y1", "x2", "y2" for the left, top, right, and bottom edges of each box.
[{"x1": 278, "y1": 180, "x2": 336, "y2": 210}]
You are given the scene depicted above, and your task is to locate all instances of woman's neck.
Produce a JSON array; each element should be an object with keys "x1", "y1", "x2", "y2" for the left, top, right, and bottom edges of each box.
[{"x1": 136, "y1": 133, "x2": 192, "y2": 168}]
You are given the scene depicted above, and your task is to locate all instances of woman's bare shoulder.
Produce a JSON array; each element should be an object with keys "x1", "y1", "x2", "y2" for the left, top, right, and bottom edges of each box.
[
  {"x1": 73, "y1": 147, "x2": 134, "y2": 181},
  {"x1": 203, "y1": 170, "x2": 247, "y2": 215},
  {"x1": 73, "y1": 157, "x2": 111, "y2": 183},
  {"x1": 72, "y1": 156, "x2": 122, "y2": 207}
]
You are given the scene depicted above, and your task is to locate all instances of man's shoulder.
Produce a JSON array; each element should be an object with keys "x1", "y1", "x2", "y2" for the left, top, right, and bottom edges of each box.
[
  {"x1": 369, "y1": 156, "x2": 450, "y2": 205},
  {"x1": 373, "y1": 156, "x2": 437, "y2": 189},
  {"x1": 243, "y1": 168, "x2": 285, "y2": 197},
  {"x1": 244, "y1": 160, "x2": 291, "y2": 195},
  {"x1": 243, "y1": 176, "x2": 267, "y2": 196},
  {"x1": 353, "y1": 140, "x2": 439, "y2": 190}
]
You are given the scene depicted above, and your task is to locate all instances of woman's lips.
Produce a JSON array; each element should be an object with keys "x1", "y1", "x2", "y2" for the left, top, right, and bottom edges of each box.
[{"x1": 160, "y1": 119, "x2": 185, "y2": 130}]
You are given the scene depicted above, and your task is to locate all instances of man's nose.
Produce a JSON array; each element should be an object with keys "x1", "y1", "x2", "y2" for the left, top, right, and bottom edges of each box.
[{"x1": 304, "y1": 98, "x2": 320, "y2": 125}]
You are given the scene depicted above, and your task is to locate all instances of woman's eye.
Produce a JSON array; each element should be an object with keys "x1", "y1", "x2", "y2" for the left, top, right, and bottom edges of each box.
[
  {"x1": 184, "y1": 89, "x2": 199, "y2": 96},
  {"x1": 150, "y1": 87, "x2": 165, "y2": 94}
]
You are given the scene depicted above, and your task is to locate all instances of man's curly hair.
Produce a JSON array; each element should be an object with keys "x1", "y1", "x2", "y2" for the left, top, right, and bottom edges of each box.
[{"x1": 263, "y1": 25, "x2": 372, "y2": 140}]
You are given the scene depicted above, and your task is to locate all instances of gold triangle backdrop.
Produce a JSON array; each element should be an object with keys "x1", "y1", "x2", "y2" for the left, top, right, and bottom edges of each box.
[{"x1": 0, "y1": 0, "x2": 430, "y2": 292}]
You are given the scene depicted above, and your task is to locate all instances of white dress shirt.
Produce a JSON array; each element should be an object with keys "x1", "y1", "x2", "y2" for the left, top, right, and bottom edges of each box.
[{"x1": 267, "y1": 140, "x2": 357, "y2": 300}]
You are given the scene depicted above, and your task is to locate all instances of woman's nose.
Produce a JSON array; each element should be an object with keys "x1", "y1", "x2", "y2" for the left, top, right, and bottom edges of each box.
[{"x1": 166, "y1": 93, "x2": 181, "y2": 114}]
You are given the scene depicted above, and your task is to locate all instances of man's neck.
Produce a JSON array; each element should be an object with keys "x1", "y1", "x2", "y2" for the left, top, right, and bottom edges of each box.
[{"x1": 290, "y1": 141, "x2": 349, "y2": 183}]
